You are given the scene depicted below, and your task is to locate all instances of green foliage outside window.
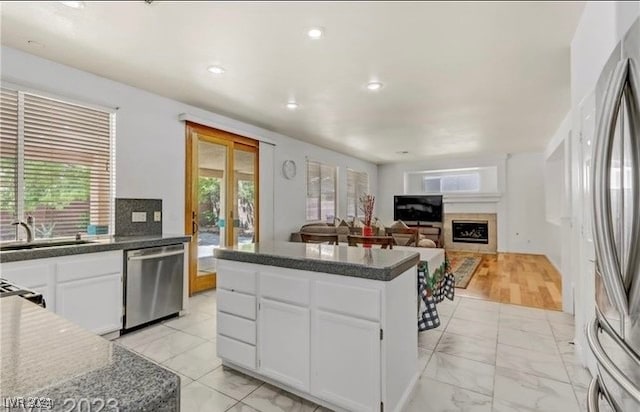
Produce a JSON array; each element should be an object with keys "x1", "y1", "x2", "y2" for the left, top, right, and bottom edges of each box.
[{"x1": 0, "y1": 158, "x2": 90, "y2": 238}]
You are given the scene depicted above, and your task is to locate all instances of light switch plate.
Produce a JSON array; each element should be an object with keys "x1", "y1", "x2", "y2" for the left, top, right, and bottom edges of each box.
[
  {"x1": 132, "y1": 211, "x2": 147, "y2": 222},
  {"x1": 154, "y1": 211, "x2": 162, "y2": 222}
]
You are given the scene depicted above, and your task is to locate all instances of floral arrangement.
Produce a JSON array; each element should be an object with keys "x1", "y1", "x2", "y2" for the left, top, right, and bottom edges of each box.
[{"x1": 359, "y1": 194, "x2": 375, "y2": 227}]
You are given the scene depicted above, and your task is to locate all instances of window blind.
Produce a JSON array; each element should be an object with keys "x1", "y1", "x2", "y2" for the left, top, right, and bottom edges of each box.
[
  {"x1": 347, "y1": 169, "x2": 369, "y2": 218},
  {"x1": 306, "y1": 160, "x2": 337, "y2": 221},
  {"x1": 0, "y1": 88, "x2": 114, "y2": 241},
  {"x1": 0, "y1": 89, "x2": 18, "y2": 241}
]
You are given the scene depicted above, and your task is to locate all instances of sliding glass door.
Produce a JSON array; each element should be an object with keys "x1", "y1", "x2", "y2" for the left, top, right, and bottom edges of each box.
[{"x1": 186, "y1": 123, "x2": 259, "y2": 294}]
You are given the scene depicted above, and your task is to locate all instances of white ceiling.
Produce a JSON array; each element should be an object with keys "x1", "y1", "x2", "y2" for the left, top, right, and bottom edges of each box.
[{"x1": 0, "y1": 1, "x2": 584, "y2": 164}]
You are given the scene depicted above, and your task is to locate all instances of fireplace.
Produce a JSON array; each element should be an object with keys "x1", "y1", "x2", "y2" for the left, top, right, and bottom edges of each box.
[{"x1": 452, "y1": 220, "x2": 489, "y2": 244}]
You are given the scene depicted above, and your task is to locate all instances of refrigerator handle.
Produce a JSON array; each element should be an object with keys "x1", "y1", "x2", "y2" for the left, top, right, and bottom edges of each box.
[
  {"x1": 587, "y1": 317, "x2": 640, "y2": 404},
  {"x1": 593, "y1": 58, "x2": 630, "y2": 317},
  {"x1": 623, "y1": 57, "x2": 640, "y2": 317},
  {"x1": 586, "y1": 377, "x2": 600, "y2": 412}
]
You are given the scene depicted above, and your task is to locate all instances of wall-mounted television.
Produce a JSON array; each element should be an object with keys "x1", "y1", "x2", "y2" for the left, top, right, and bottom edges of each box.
[{"x1": 393, "y1": 195, "x2": 443, "y2": 223}]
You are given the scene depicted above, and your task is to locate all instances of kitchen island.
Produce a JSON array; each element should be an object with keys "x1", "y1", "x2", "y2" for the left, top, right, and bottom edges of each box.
[
  {"x1": 214, "y1": 241, "x2": 421, "y2": 412},
  {"x1": 0, "y1": 296, "x2": 180, "y2": 411}
]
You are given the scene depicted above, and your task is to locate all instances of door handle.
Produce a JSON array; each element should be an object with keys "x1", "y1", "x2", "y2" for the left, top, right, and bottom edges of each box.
[
  {"x1": 128, "y1": 250, "x2": 185, "y2": 261},
  {"x1": 191, "y1": 210, "x2": 198, "y2": 234},
  {"x1": 592, "y1": 58, "x2": 630, "y2": 317}
]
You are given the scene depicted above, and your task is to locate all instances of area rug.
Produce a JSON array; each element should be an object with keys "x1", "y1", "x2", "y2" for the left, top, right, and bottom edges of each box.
[{"x1": 449, "y1": 256, "x2": 482, "y2": 288}]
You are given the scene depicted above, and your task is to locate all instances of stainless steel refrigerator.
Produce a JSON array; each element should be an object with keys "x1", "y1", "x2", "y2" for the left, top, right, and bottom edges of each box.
[{"x1": 588, "y1": 16, "x2": 640, "y2": 412}]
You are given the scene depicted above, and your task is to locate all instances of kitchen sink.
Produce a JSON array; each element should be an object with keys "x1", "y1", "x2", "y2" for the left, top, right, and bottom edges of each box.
[{"x1": 0, "y1": 240, "x2": 97, "y2": 251}]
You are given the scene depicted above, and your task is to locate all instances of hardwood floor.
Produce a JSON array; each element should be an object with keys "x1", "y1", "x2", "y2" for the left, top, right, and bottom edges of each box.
[{"x1": 450, "y1": 251, "x2": 563, "y2": 311}]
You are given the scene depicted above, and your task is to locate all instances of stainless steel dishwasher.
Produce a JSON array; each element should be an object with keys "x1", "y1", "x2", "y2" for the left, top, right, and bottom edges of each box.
[{"x1": 124, "y1": 244, "x2": 184, "y2": 330}]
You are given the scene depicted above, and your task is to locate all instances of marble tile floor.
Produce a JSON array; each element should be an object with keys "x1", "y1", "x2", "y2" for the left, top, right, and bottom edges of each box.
[{"x1": 115, "y1": 290, "x2": 592, "y2": 412}]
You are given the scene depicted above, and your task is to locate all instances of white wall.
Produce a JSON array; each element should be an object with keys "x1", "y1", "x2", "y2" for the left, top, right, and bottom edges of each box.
[
  {"x1": 543, "y1": 111, "x2": 572, "y2": 311},
  {"x1": 567, "y1": 1, "x2": 640, "y2": 369},
  {"x1": 505, "y1": 152, "x2": 547, "y2": 255},
  {"x1": 0, "y1": 46, "x2": 377, "y2": 241},
  {"x1": 378, "y1": 153, "x2": 548, "y2": 254}
]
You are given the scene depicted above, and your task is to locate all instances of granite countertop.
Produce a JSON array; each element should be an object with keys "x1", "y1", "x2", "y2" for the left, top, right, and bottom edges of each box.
[
  {"x1": 0, "y1": 234, "x2": 191, "y2": 263},
  {"x1": 0, "y1": 296, "x2": 179, "y2": 412},
  {"x1": 214, "y1": 241, "x2": 420, "y2": 281}
]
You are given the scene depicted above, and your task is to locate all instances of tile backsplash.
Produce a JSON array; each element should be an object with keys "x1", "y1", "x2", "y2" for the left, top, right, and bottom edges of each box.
[{"x1": 115, "y1": 198, "x2": 162, "y2": 236}]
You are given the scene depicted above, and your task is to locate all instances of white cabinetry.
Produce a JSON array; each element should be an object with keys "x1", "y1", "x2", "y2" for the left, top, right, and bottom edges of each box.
[
  {"x1": 313, "y1": 310, "x2": 380, "y2": 412},
  {"x1": 216, "y1": 264, "x2": 258, "y2": 370},
  {"x1": 260, "y1": 298, "x2": 310, "y2": 391},
  {"x1": 1, "y1": 260, "x2": 55, "y2": 308},
  {"x1": 56, "y1": 251, "x2": 122, "y2": 334},
  {"x1": 2, "y1": 251, "x2": 123, "y2": 335},
  {"x1": 216, "y1": 260, "x2": 417, "y2": 412}
]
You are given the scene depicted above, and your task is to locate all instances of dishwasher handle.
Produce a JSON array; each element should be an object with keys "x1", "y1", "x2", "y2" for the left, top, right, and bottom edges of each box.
[{"x1": 127, "y1": 249, "x2": 184, "y2": 261}]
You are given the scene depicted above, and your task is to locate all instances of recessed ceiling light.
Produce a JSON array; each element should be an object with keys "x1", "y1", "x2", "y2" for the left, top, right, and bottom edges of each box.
[
  {"x1": 286, "y1": 101, "x2": 299, "y2": 110},
  {"x1": 60, "y1": 1, "x2": 85, "y2": 8},
  {"x1": 307, "y1": 27, "x2": 324, "y2": 39},
  {"x1": 367, "y1": 81, "x2": 383, "y2": 91},
  {"x1": 207, "y1": 65, "x2": 225, "y2": 75}
]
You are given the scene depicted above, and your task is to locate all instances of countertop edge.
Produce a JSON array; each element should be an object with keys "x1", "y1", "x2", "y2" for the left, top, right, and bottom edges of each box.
[
  {"x1": 215, "y1": 248, "x2": 420, "y2": 281},
  {"x1": 0, "y1": 235, "x2": 191, "y2": 263}
]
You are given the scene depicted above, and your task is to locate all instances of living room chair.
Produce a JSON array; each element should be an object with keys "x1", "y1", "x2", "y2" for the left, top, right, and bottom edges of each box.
[
  {"x1": 301, "y1": 233, "x2": 339, "y2": 245},
  {"x1": 347, "y1": 235, "x2": 394, "y2": 249}
]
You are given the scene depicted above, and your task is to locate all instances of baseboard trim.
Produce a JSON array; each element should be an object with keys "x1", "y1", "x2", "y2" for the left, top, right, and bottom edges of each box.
[
  {"x1": 222, "y1": 360, "x2": 418, "y2": 412},
  {"x1": 392, "y1": 370, "x2": 420, "y2": 412},
  {"x1": 221, "y1": 361, "x2": 347, "y2": 412}
]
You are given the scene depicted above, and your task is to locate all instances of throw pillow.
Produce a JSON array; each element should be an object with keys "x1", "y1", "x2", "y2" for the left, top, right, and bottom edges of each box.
[
  {"x1": 390, "y1": 220, "x2": 410, "y2": 229},
  {"x1": 336, "y1": 225, "x2": 350, "y2": 236},
  {"x1": 418, "y1": 238, "x2": 437, "y2": 248},
  {"x1": 373, "y1": 218, "x2": 385, "y2": 233}
]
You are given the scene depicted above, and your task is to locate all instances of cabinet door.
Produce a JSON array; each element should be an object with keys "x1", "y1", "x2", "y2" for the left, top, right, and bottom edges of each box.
[
  {"x1": 2, "y1": 261, "x2": 55, "y2": 310},
  {"x1": 259, "y1": 298, "x2": 310, "y2": 391},
  {"x1": 56, "y1": 273, "x2": 123, "y2": 334},
  {"x1": 312, "y1": 310, "x2": 380, "y2": 412}
]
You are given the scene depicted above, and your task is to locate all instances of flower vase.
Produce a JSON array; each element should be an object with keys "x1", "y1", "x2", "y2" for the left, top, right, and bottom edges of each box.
[{"x1": 362, "y1": 225, "x2": 374, "y2": 248}]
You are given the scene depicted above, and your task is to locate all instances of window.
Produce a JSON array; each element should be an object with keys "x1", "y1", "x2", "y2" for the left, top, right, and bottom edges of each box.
[
  {"x1": 306, "y1": 159, "x2": 337, "y2": 221},
  {"x1": 347, "y1": 169, "x2": 369, "y2": 218},
  {"x1": 422, "y1": 173, "x2": 480, "y2": 193},
  {"x1": 0, "y1": 87, "x2": 115, "y2": 241}
]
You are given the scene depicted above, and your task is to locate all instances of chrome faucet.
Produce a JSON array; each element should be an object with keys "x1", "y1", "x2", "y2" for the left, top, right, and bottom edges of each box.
[{"x1": 12, "y1": 216, "x2": 34, "y2": 243}]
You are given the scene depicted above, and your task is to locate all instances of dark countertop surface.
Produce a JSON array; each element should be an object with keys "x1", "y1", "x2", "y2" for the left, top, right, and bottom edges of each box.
[
  {"x1": 0, "y1": 234, "x2": 191, "y2": 263},
  {"x1": 0, "y1": 296, "x2": 179, "y2": 412},
  {"x1": 214, "y1": 241, "x2": 420, "y2": 281}
]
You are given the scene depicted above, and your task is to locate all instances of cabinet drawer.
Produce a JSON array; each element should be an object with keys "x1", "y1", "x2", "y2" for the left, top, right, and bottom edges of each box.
[
  {"x1": 218, "y1": 289, "x2": 256, "y2": 320},
  {"x1": 218, "y1": 312, "x2": 256, "y2": 345},
  {"x1": 261, "y1": 271, "x2": 310, "y2": 306},
  {"x1": 315, "y1": 281, "x2": 380, "y2": 321},
  {"x1": 217, "y1": 335, "x2": 256, "y2": 370},
  {"x1": 217, "y1": 264, "x2": 257, "y2": 295},
  {"x1": 2, "y1": 261, "x2": 52, "y2": 288},
  {"x1": 57, "y1": 251, "x2": 122, "y2": 282}
]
